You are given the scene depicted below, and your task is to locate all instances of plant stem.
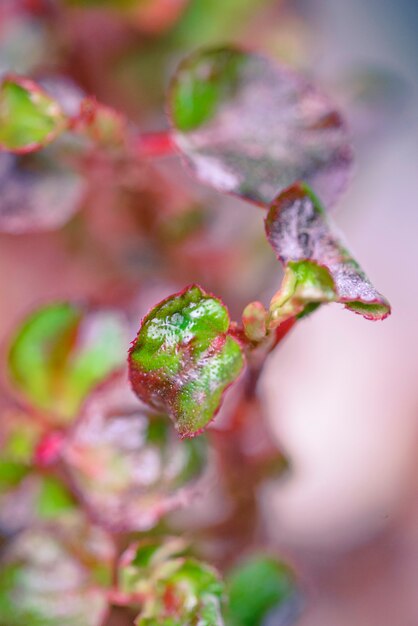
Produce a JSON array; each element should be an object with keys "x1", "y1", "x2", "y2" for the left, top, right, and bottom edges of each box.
[{"x1": 134, "y1": 131, "x2": 176, "y2": 159}]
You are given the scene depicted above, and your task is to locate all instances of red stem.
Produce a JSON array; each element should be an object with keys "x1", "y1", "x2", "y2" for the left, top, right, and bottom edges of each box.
[
  {"x1": 271, "y1": 316, "x2": 296, "y2": 349},
  {"x1": 134, "y1": 131, "x2": 176, "y2": 159}
]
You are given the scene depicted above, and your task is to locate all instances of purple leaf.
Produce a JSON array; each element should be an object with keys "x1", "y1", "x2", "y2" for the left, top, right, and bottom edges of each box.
[
  {"x1": 0, "y1": 149, "x2": 85, "y2": 233},
  {"x1": 63, "y1": 380, "x2": 209, "y2": 532},
  {"x1": 265, "y1": 183, "x2": 390, "y2": 322},
  {"x1": 0, "y1": 517, "x2": 113, "y2": 626},
  {"x1": 169, "y1": 46, "x2": 353, "y2": 207}
]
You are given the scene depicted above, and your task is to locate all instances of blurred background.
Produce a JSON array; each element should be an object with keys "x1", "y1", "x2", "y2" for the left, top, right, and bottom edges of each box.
[{"x1": 0, "y1": 1, "x2": 417, "y2": 624}]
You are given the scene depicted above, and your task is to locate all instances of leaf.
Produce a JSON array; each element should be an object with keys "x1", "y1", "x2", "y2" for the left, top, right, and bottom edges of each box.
[
  {"x1": 129, "y1": 285, "x2": 244, "y2": 437},
  {"x1": 0, "y1": 75, "x2": 67, "y2": 153},
  {"x1": 118, "y1": 539, "x2": 225, "y2": 626},
  {"x1": 63, "y1": 381, "x2": 209, "y2": 531},
  {"x1": 0, "y1": 149, "x2": 84, "y2": 233},
  {"x1": 8, "y1": 302, "x2": 129, "y2": 422},
  {"x1": 226, "y1": 555, "x2": 298, "y2": 626},
  {"x1": 36, "y1": 475, "x2": 76, "y2": 519},
  {"x1": 0, "y1": 410, "x2": 41, "y2": 491},
  {"x1": 0, "y1": 407, "x2": 77, "y2": 532},
  {"x1": 0, "y1": 518, "x2": 113, "y2": 626},
  {"x1": 264, "y1": 183, "x2": 391, "y2": 323},
  {"x1": 169, "y1": 47, "x2": 353, "y2": 207}
]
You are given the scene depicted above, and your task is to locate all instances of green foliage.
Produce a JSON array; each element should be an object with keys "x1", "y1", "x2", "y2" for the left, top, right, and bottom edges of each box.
[
  {"x1": 226, "y1": 556, "x2": 297, "y2": 626},
  {"x1": 129, "y1": 285, "x2": 244, "y2": 437},
  {"x1": 169, "y1": 46, "x2": 352, "y2": 206},
  {"x1": 119, "y1": 539, "x2": 224, "y2": 626},
  {"x1": 0, "y1": 76, "x2": 66, "y2": 153},
  {"x1": 8, "y1": 303, "x2": 128, "y2": 422}
]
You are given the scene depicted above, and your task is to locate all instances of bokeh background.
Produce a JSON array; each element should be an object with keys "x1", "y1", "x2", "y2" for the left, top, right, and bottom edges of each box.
[{"x1": 1, "y1": 1, "x2": 417, "y2": 624}]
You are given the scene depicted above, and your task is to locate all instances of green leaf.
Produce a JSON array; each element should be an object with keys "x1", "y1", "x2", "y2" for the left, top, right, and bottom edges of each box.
[
  {"x1": 226, "y1": 556, "x2": 297, "y2": 626},
  {"x1": 8, "y1": 303, "x2": 128, "y2": 422},
  {"x1": 129, "y1": 285, "x2": 244, "y2": 437},
  {"x1": 36, "y1": 475, "x2": 76, "y2": 519},
  {"x1": 0, "y1": 413, "x2": 41, "y2": 490},
  {"x1": 0, "y1": 75, "x2": 67, "y2": 153},
  {"x1": 118, "y1": 539, "x2": 225, "y2": 626},
  {"x1": 265, "y1": 183, "x2": 391, "y2": 323},
  {"x1": 169, "y1": 47, "x2": 352, "y2": 207}
]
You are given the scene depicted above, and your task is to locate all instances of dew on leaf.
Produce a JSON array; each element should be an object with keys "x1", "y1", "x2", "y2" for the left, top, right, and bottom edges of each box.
[{"x1": 129, "y1": 285, "x2": 245, "y2": 437}]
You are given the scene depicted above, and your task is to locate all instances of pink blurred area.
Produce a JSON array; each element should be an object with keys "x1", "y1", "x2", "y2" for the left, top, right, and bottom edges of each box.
[
  {"x1": 260, "y1": 1, "x2": 418, "y2": 624},
  {"x1": 0, "y1": 1, "x2": 417, "y2": 624}
]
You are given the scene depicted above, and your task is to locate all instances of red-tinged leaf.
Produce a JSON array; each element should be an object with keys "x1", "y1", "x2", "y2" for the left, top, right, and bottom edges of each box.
[
  {"x1": 118, "y1": 538, "x2": 225, "y2": 626},
  {"x1": 129, "y1": 285, "x2": 245, "y2": 438},
  {"x1": 169, "y1": 47, "x2": 353, "y2": 207},
  {"x1": 0, "y1": 517, "x2": 113, "y2": 626},
  {"x1": 0, "y1": 408, "x2": 76, "y2": 532},
  {"x1": 0, "y1": 149, "x2": 84, "y2": 233},
  {"x1": 8, "y1": 302, "x2": 129, "y2": 423},
  {"x1": 265, "y1": 183, "x2": 391, "y2": 323},
  {"x1": 63, "y1": 381, "x2": 209, "y2": 532},
  {"x1": 0, "y1": 74, "x2": 67, "y2": 153}
]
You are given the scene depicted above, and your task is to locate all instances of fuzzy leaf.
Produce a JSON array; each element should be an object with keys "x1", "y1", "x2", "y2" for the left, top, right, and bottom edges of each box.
[
  {"x1": 0, "y1": 75, "x2": 67, "y2": 153},
  {"x1": 0, "y1": 150, "x2": 84, "y2": 233},
  {"x1": 0, "y1": 519, "x2": 113, "y2": 626},
  {"x1": 8, "y1": 303, "x2": 128, "y2": 422},
  {"x1": 129, "y1": 285, "x2": 244, "y2": 437},
  {"x1": 118, "y1": 539, "x2": 224, "y2": 626},
  {"x1": 226, "y1": 556, "x2": 298, "y2": 626},
  {"x1": 265, "y1": 183, "x2": 390, "y2": 322},
  {"x1": 63, "y1": 381, "x2": 209, "y2": 531},
  {"x1": 169, "y1": 47, "x2": 352, "y2": 207}
]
